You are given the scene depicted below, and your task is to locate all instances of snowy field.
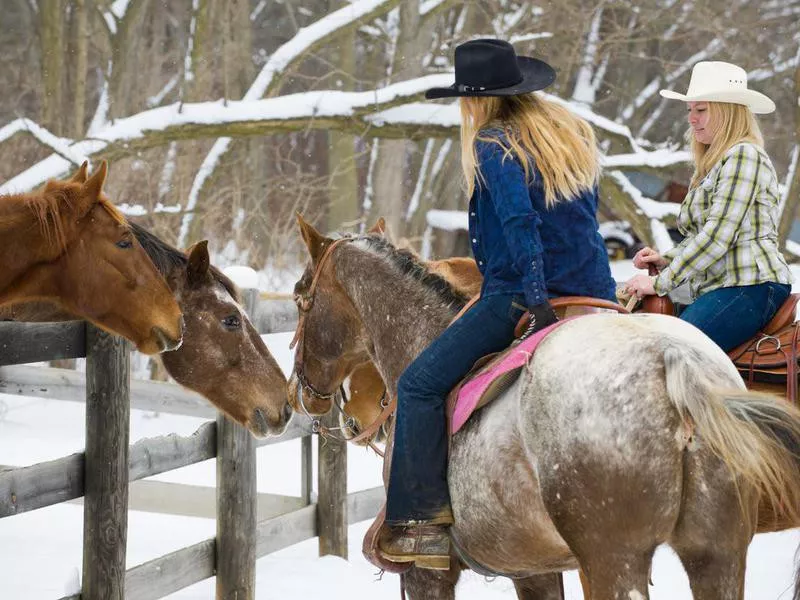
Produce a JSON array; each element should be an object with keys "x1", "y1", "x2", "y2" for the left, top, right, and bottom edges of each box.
[{"x1": 2, "y1": 264, "x2": 800, "y2": 598}]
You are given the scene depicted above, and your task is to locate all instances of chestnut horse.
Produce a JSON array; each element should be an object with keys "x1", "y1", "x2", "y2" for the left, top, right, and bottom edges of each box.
[
  {"x1": 289, "y1": 217, "x2": 800, "y2": 600},
  {"x1": 0, "y1": 161, "x2": 182, "y2": 354},
  {"x1": 1, "y1": 219, "x2": 291, "y2": 437}
]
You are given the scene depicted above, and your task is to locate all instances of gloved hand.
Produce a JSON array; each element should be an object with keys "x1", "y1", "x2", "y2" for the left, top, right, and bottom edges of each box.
[{"x1": 521, "y1": 302, "x2": 558, "y2": 339}]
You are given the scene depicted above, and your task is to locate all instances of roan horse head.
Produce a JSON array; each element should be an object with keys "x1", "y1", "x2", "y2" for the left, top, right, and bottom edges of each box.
[
  {"x1": 0, "y1": 161, "x2": 183, "y2": 354},
  {"x1": 338, "y1": 249, "x2": 482, "y2": 447},
  {"x1": 287, "y1": 215, "x2": 378, "y2": 418}
]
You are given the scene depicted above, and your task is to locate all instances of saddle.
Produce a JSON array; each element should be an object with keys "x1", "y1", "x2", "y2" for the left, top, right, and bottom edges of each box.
[{"x1": 726, "y1": 294, "x2": 800, "y2": 402}]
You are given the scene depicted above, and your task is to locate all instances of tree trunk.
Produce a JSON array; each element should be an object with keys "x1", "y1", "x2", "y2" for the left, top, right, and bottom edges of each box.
[
  {"x1": 38, "y1": 0, "x2": 65, "y2": 135},
  {"x1": 70, "y1": 0, "x2": 89, "y2": 137},
  {"x1": 326, "y1": 8, "x2": 359, "y2": 233},
  {"x1": 778, "y1": 63, "x2": 800, "y2": 251},
  {"x1": 108, "y1": 0, "x2": 152, "y2": 119},
  {"x1": 366, "y1": 2, "x2": 424, "y2": 238}
]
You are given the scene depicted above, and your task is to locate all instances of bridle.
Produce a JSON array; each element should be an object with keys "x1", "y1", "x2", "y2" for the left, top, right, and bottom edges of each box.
[{"x1": 290, "y1": 236, "x2": 396, "y2": 454}]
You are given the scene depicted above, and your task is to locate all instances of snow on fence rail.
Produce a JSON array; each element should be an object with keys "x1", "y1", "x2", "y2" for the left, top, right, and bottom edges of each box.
[{"x1": 0, "y1": 289, "x2": 383, "y2": 600}]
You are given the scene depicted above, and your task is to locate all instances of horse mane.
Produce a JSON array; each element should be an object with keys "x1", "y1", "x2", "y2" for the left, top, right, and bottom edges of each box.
[
  {"x1": 357, "y1": 234, "x2": 469, "y2": 311},
  {"x1": 129, "y1": 221, "x2": 241, "y2": 302},
  {"x1": 0, "y1": 181, "x2": 126, "y2": 252}
]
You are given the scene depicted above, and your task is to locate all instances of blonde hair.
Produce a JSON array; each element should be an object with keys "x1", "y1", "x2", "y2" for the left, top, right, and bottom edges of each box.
[
  {"x1": 460, "y1": 94, "x2": 600, "y2": 208},
  {"x1": 689, "y1": 102, "x2": 764, "y2": 188}
]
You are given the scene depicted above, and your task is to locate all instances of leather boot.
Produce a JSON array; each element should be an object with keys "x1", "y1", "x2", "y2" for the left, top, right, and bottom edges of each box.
[{"x1": 377, "y1": 522, "x2": 451, "y2": 570}]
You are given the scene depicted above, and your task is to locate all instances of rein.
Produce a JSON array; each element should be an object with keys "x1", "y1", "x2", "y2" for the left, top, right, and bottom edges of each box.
[{"x1": 290, "y1": 236, "x2": 394, "y2": 453}]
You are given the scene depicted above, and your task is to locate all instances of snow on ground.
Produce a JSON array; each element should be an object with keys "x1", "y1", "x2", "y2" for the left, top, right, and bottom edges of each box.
[{"x1": 2, "y1": 268, "x2": 800, "y2": 598}]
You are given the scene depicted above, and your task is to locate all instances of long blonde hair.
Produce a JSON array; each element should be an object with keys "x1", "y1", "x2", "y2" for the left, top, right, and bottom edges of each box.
[
  {"x1": 689, "y1": 102, "x2": 764, "y2": 188},
  {"x1": 460, "y1": 94, "x2": 600, "y2": 208}
]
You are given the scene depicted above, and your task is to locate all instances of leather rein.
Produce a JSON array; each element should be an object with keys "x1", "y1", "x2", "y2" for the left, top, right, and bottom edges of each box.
[{"x1": 290, "y1": 237, "x2": 394, "y2": 455}]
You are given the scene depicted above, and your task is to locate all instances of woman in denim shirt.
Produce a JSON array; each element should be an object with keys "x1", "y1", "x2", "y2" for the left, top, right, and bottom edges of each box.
[
  {"x1": 378, "y1": 39, "x2": 616, "y2": 570},
  {"x1": 625, "y1": 61, "x2": 792, "y2": 351}
]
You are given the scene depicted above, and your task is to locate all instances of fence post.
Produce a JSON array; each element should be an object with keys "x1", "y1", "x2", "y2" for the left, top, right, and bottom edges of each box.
[
  {"x1": 300, "y1": 435, "x2": 313, "y2": 505},
  {"x1": 82, "y1": 324, "x2": 130, "y2": 600},
  {"x1": 216, "y1": 288, "x2": 257, "y2": 600},
  {"x1": 317, "y1": 411, "x2": 347, "y2": 558}
]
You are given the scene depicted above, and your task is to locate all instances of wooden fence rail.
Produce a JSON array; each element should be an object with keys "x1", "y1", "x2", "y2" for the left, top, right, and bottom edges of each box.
[{"x1": 0, "y1": 288, "x2": 384, "y2": 600}]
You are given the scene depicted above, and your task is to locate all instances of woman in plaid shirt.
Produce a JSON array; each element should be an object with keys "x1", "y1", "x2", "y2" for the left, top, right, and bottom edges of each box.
[{"x1": 625, "y1": 61, "x2": 792, "y2": 351}]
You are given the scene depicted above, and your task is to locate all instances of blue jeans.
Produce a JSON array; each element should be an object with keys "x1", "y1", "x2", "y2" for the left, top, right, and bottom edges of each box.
[
  {"x1": 679, "y1": 282, "x2": 791, "y2": 352},
  {"x1": 385, "y1": 293, "x2": 526, "y2": 524}
]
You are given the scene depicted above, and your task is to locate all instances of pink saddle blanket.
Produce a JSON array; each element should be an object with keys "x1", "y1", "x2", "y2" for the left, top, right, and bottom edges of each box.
[{"x1": 449, "y1": 319, "x2": 568, "y2": 434}]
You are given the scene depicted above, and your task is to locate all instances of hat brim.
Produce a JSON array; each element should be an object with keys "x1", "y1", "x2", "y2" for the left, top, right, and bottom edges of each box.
[
  {"x1": 659, "y1": 88, "x2": 776, "y2": 114},
  {"x1": 424, "y1": 56, "x2": 556, "y2": 100}
]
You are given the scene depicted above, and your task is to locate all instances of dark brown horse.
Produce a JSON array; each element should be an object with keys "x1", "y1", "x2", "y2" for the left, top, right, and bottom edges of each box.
[
  {"x1": 289, "y1": 216, "x2": 800, "y2": 600},
  {"x1": 0, "y1": 161, "x2": 183, "y2": 354},
  {"x1": 2, "y1": 221, "x2": 291, "y2": 438}
]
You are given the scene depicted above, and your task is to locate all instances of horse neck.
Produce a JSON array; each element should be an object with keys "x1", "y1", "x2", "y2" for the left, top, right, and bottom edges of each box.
[
  {"x1": 334, "y1": 244, "x2": 458, "y2": 391},
  {"x1": 0, "y1": 194, "x2": 61, "y2": 296}
]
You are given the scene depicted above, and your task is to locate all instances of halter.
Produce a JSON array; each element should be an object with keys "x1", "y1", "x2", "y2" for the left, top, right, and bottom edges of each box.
[{"x1": 289, "y1": 235, "x2": 396, "y2": 453}]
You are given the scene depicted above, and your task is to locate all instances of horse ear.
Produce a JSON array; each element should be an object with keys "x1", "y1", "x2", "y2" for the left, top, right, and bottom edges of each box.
[
  {"x1": 72, "y1": 160, "x2": 107, "y2": 217},
  {"x1": 367, "y1": 217, "x2": 386, "y2": 235},
  {"x1": 69, "y1": 161, "x2": 89, "y2": 184},
  {"x1": 296, "y1": 213, "x2": 329, "y2": 264},
  {"x1": 186, "y1": 240, "x2": 210, "y2": 286},
  {"x1": 82, "y1": 161, "x2": 108, "y2": 200}
]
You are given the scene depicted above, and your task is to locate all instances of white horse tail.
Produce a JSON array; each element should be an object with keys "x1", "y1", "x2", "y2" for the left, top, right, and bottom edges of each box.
[{"x1": 663, "y1": 345, "x2": 800, "y2": 526}]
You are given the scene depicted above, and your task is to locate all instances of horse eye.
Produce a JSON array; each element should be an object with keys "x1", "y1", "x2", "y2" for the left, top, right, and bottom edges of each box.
[
  {"x1": 222, "y1": 315, "x2": 241, "y2": 330},
  {"x1": 116, "y1": 239, "x2": 133, "y2": 249}
]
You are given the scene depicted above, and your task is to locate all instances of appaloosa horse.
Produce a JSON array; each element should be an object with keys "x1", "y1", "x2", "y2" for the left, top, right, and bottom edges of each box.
[
  {"x1": 288, "y1": 216, "x2": 800, "y2": 600},
  {"x1": 0, "y1": 161, "x2": 183, "y2": 353},
  {"x1": 2, "y1": 218, "x2": 290, "y2": 437},
  {"x1": 339, "y1": 253, "x2": 800, "y2": 597}
]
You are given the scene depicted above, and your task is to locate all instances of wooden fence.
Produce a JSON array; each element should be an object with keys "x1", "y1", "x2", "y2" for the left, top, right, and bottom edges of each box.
[{"x1": 0, "y1": 290, "x2": 384, "y2": 600}]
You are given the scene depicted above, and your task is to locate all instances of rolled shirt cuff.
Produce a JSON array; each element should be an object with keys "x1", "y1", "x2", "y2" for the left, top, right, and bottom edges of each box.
[{"x1": 653, "y1": 270, "x2": 674, "y2": 296}]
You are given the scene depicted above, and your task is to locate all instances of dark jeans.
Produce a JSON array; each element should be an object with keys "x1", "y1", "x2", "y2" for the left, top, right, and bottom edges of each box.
[
  {"x1": 385, "y1": 293, "x2": 526, "y2": 524},
  {"x1": 679, "y1": 282, "x2": 791, "y2": 352}
]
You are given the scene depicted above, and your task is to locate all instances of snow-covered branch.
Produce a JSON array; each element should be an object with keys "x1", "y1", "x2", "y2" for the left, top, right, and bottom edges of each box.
[
  {"x1": 1, "y1": 72, "x2": 673, "y2": 196},
  {"x1": 0, "y1": 118, "x2": 86, "y2": 166}
]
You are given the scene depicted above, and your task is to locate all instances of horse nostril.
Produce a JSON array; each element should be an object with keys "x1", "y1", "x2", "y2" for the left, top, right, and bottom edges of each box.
[
  {"x1": 152, "y1": 326, "x2": 182, "y2": 352},
  {"x1": 282, "y1": 402, "x2": 293, "y2": 423},
  {"x1": 252, "y1": 408, "x2": 269, "y2": 437}
]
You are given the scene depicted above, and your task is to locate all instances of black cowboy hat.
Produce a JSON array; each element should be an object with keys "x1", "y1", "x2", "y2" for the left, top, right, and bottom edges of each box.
[{"x1": 425, "y1": 39, "x2": 556, "y2": 100}]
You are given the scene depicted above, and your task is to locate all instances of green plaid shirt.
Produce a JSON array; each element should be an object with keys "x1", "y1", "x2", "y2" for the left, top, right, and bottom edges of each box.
[{"x1": 654, "y1": 142, "x2": 792, "y2": 298}]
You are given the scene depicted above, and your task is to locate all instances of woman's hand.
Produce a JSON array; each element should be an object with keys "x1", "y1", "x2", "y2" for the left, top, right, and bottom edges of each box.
[
  {"x1": 633, "y1": 247, "x2": 668, "y2": 270},
  {"x1": 625, "y1": 274, "x2": 656, "y2": 299}
]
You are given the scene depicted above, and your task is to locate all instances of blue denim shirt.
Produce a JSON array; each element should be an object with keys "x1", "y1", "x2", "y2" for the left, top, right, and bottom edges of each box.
[{"x1": 468, "y1": 131, "x2": 616, "y2": 306}]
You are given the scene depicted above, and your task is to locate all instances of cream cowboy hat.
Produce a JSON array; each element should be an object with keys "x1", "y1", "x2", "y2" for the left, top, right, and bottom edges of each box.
[{"x1": 659, "y1": 61, "x2": 775, "y2": 114}]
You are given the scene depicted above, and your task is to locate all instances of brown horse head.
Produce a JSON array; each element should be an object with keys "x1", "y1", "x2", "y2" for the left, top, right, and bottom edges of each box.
[
  {"x1": 0, "y1": 161, "x2": 183, "y2": 354},
  {"x1": 287, "y1": 215, "x2": 372, "y2": 417},
  {"x1": 1, "y1": 220, "x2": 291, "y2": 438},
  {"x1": 340, "y1": 360, "x2": 392, "y2": 445},
  {"x1": 130, "y1": 225, "x2": 292, "y2": 438}
]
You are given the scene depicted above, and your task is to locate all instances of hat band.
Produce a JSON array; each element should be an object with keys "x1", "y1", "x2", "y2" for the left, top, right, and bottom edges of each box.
[{"x1": 457, "y1": 74, "x2": 523, "y2": 93}]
